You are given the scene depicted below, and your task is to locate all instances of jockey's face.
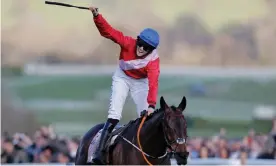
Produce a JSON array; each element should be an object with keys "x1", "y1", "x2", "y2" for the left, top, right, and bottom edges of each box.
[{"x1": 136, "y1": 37, "x2": 155, "y2": 57}]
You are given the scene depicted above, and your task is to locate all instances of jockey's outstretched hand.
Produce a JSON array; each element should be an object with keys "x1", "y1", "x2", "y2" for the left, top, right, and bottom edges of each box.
[{"x1": 88, "y1": 6, "x2": 99, "y2": 17}]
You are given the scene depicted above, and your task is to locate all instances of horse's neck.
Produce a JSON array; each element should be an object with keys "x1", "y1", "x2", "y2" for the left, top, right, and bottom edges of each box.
[{"x1": 140, "y1": 116, "x2": 167, "y2": 156}]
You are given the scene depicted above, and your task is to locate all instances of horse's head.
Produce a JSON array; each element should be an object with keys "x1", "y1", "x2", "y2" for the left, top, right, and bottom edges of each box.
[{"x1": 160, "y1": 96, "x2": 189, "y2": 165}]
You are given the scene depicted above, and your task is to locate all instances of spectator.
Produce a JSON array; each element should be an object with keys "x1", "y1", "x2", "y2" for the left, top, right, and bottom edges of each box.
[
  {"x1": 219, "y1": 147, "x2": 230, "y2": 159},
  {"x1": 66, "y1": 138, "x2": 79, "y2": 159},
  {"x1": 35, "y1": 145, "x2": 54, "y2": 163},
  {"x1": 56, "y1": 151, "x2": 71, "y2": 164},
  {"x1": 1, "y1": 137, "x2": 28, "y2": 163},
  {"x1": 240, "y1": 148, "x2": 248, "y2": 165},
  {"x1": 2, "y1": 137, "x2": 15, "y2": 163},
  {"x1": 199, "y1": 146, "x2": 209, "y2": 158},
  {"x1": 257, "y1": 133, "x2": 276, "y2": 159}
]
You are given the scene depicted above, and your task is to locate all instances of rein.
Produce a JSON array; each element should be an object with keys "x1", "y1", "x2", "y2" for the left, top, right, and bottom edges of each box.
[
  {"x1": 118, "y1": 134, "x2": 168, "y2": 159},
  {"x1": 137, "y1": 116, "x2": 154, "y2": 165}
]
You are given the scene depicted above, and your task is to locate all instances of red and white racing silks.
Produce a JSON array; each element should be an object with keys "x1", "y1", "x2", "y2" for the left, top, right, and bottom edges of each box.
[{"x1": 94, "y1": 14, "x2": 160, "y2": 107}]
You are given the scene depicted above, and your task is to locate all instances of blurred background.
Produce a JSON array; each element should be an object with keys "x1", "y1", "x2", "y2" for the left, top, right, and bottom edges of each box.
[{"x1": 1, "y1": 0, "x2": 276, "y2": 165}]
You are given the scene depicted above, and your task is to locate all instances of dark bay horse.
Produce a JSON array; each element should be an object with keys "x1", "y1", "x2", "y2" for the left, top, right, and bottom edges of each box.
[{"x1": 75, "y1": 96, "x2": 189, "y2": 165}]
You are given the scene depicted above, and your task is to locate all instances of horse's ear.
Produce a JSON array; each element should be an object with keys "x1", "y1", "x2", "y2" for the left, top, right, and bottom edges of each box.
[
  {"x1": 178, "y1": 96, "x2": 187, "y2": 112},
  {"x1": 160, "y1": 96, "x2": 169, "y2": 110}
]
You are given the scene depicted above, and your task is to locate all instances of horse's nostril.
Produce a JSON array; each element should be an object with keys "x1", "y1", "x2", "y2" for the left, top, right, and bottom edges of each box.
[{"x1": 176, "y1": 138, "x2": 185, "y2": 144}]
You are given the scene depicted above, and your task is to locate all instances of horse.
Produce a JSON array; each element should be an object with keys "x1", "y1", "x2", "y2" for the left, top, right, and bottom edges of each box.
[{"x1": 75, "y1": 96, "x2": 189, "y2": 165}]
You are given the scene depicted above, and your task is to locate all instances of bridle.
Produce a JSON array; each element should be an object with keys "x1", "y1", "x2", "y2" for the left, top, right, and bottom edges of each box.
[
  {"x1": 162, "y1": 111, "x2": 188, "y2": 156},
  {"x1": 134, "y1": 109, "x2": 189, "y2": 166}
]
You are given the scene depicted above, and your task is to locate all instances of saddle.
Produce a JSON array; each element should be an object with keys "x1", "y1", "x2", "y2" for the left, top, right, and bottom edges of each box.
[{"x1": 87, "y1": 120, "x2": 136, "y2": 163}]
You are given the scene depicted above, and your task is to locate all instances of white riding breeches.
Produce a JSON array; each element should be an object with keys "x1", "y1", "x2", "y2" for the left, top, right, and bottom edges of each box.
[{"x1": 107, "y1": 67, "x2": 149, "y2": 120}]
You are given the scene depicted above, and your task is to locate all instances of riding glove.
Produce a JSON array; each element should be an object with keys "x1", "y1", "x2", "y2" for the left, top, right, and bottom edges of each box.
[{"x1": 89, "y1": 7, "x2": 99, "y2": 17}]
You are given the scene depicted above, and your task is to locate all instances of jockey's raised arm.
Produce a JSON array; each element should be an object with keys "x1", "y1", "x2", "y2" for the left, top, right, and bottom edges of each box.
[{"x1": 93, "y1": 14, "x2": 132, "y2": 48}]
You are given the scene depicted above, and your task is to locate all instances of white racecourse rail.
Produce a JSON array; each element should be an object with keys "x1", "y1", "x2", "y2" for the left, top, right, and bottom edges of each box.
[
  {"x1": 23, "y1": 64, "x2": 276, "y2": 78},
  {"x1": 1, "y1": 158, "x2": 276, "y2": 165}
]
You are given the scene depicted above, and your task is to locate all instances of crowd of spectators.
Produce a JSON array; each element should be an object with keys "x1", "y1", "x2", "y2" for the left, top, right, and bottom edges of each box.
[
  {"x1": 1, "y1": 120, "x2": 276, "y2": 164},
  {"x1": 187, "y1": 128, "x2": 276, "y2": 160},
  {"x1": 1, "y1": 126, "x2": 79, "y2": 164}
]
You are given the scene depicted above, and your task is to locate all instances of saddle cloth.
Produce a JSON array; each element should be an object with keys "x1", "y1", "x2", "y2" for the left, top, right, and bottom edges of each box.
[
  {"x1": 86, "y1": 127, "x2": 121, "y2": 163},
  {"x1": 86, "y1": 120, "x2": 136, "y2": 163}
]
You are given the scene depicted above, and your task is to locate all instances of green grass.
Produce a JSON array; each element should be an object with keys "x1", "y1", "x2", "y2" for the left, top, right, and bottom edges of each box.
[
  {"x1": 213, "y1": 80, "x2": 276, "y2": 104},
  {"x1": 6, "y1": 75, "x2": 276, "y2": 137},
  {"x1": 1, "y1": 66, "x2": 23, "y2": 77},
  {"x1": 33, "y1": 109, "x2": 137, "y2": 124},
  {"x1": 11, "y1": 75, "x2": 276, "y2": 105},
  {"x1": 13, "y1": 76, "x2": 112, "y2": 100}
]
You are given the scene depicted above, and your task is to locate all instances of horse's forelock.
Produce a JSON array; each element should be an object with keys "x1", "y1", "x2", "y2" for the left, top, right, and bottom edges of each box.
[
  {"x1": 171, "y1": 105, "x2": 177, "y2": 111},
  {"x1": 168, "y1": 105, "x2": 188, "y2": 130},
  {"x1": 168, "y1": 105, "x2": 183, "y2": 115}
]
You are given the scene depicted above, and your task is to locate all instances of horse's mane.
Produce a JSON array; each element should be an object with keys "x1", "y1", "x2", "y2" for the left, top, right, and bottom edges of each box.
[
  {"x1": 128, "y1": 107, "x2": 163, "y2": 125},
  {"x1": 151, "y1": 107, "x2": 163, "y2": 116},
  {"x1": 139, "y1": 105, "x2": 178, "y2": 120},
  {"x1": 126, "y1": 105, "x2": 181, "y2": 128}
]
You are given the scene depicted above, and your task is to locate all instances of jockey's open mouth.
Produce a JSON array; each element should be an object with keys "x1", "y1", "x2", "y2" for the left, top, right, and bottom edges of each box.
[
  {"x1": 136, "y1": 46, "x2": 147, "y2": 56},
  {"x1": 136, "y1": 37, "x2": 155, "y2": 57}
]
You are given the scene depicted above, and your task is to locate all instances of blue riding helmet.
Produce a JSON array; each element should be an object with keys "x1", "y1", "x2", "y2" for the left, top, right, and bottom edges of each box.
[{"x1": 138, "y1": 28, "x2": 160, "y2": 48}]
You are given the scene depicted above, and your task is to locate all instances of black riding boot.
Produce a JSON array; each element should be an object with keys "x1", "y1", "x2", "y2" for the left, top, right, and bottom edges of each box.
[{"x1": 92, "y1": 119, "x2": 118, "y2": 164}]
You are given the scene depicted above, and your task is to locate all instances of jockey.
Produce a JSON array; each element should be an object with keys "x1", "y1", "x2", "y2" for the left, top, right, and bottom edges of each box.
[{"x1": 88, "y1": 7, "x2": 160, "y2": 164}]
